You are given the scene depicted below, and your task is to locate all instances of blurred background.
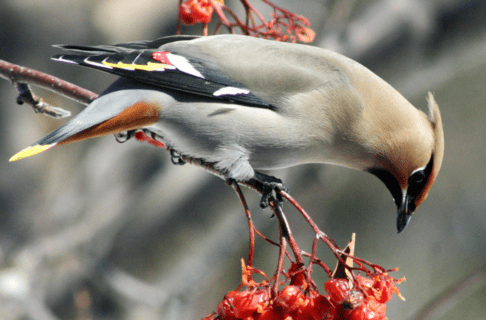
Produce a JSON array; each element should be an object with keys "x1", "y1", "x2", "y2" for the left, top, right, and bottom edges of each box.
[{"x1": 1, "y1": 0, "x2": 486, "y2": 319}]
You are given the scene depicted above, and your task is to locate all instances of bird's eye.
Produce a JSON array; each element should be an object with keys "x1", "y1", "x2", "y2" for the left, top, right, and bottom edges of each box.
[{"x1": 410, "y1": 171, "x2": 425, "y2": 185}]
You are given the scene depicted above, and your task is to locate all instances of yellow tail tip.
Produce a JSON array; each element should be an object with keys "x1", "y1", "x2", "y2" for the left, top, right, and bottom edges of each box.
[{"x1": 9, "y1": 144, "x2": 56, "y2": 162}]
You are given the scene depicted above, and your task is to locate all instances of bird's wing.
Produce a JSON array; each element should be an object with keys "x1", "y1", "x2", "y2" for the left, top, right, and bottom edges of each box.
[
  {"x1": 52, "y1": 35, "x2": 271, "y2": 108},
  {"x1": 52, "y1": 35, "x2": 351, "y2": 110}
]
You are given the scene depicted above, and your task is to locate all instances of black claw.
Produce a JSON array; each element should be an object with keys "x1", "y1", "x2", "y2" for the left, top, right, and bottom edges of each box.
[
  {"x1": 252, "y1": 171, "x2": 288, "y2": 209},
  {"x1": 170, "y1": 149, "x2": 186, "y2": 166},
  {"x1": 114, "y1": 130, "x2": 136, "y2": 143},
  {"x1": 150, "y1": 131, "x2": 164, "y2": 142},
  {"x1": 259, "y1": 186, "x2": 272, "y2": 209}
]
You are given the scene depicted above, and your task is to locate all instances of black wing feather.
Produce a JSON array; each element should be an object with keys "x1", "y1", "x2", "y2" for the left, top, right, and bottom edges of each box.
[
  {"x1": 53, "y1": 36, "x2": 201, "y2": 53},
  {"x1": 115, "y1": 35, "x2": 201, "y2": 49},
  {"x1": 52, "y1": 37, "x2": 271, "y2": 108}
]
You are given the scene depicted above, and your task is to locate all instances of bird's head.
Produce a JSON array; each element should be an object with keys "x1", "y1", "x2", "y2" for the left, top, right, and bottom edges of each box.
[{"x1": 369, "y1": 92, "x2": 444, "y2": 233}]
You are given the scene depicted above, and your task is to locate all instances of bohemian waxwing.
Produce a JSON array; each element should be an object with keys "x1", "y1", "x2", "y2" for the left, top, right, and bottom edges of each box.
[{"x1": 10, "y1": 35, "x2": 444, "y2": 232}]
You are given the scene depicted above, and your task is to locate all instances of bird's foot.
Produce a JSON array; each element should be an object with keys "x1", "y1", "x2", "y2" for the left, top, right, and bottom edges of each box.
[
  {"x1": 170, "y1": 149, "x2": 186, "y2": 166},
  {"x1": 114, "y1": 130, "x2": 136, "y2": 143},
  {"x1": 252, "y1": 172, "x2": 289, "y2": 209}
]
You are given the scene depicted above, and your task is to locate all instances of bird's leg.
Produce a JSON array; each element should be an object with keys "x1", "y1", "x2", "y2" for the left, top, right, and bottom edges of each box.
[{"x1": 251, "y1": 171, "x2": 289, "y2": 209}]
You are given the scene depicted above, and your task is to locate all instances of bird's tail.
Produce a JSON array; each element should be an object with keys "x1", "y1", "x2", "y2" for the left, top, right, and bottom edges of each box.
[{"x1": 10, "y1": 79, "x2": 162, "y2": 162}]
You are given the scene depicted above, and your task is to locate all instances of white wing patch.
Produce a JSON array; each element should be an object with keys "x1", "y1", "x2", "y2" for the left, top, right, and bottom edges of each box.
[
  {"x1": 84, "y1": 57, "x2": 113, "y2": 69},
  {"x1": 51, "y1": 56, "x2": 79, "y2": 65},
  {"x1": 213, "y1": 87, "x2": 251, "y2": 97},
  {"x1": 166, "y1": 53, "x2": 204, "y2": 79}
]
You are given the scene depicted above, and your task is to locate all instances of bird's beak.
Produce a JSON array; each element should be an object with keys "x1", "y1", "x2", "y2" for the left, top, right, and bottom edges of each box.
[{"x1": 396, "y1": 195, "x2": 414, "y2": 233}]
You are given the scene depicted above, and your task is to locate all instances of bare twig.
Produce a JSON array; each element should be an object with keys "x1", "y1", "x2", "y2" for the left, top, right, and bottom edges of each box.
[
  {"x1": 16, "y1": 83, "x2": 71, "y2": 119},
  {"x1": 231, "y1": 182, "x2": 255, "y2": 267},
  {"x1": 177, "y1": 0, "x2": 183, "y2": 35},
  {"x1": 0, "y1": 59, "x2": 98, "y2": 106},
  {"x1": 173, "y1": 155, "x2": 401, "y2": 290},
  {"x1": 273, "y1": 232, "x2": 287, "y2": 296}
]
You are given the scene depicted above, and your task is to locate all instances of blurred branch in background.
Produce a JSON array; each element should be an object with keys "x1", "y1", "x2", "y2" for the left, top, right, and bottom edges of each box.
[{"x1": 413, "y1": 264, "x2": 486, "y2": 319}]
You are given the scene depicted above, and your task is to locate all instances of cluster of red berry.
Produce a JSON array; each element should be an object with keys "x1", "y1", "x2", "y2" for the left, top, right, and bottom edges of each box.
[
  {"x1": 179, "y1": 0, "x2": 215, "y2": 25},
  {"x1": 201, "y1": 271, "x2": 403, "y2": 320},
  {"x1": 210, "y1": 286, "x2": 332, "y2": 320},
  {"x1": 177, "y1": 0, "x2": 315, "y2": 43}
]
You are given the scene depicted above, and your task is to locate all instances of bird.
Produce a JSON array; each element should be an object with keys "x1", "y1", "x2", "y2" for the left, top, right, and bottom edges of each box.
[{"x1": 9, "y1": 35, "x2": 444, "y2": 233}]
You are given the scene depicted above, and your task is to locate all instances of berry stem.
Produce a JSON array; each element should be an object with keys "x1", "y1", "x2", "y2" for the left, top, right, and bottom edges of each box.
[{"x1": 231, "y1": 182, "x2": 255, "y2": 267}]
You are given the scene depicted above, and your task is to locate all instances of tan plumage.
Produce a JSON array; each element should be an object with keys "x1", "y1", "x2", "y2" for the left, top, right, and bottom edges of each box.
[{"x1": 10, "y1": 35, "x2": 444, "y2": 232}]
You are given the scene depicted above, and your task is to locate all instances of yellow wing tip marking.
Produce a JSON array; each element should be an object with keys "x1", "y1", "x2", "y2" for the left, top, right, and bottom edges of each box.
[
  {"x1": 102, "y1": 61, "x2": 174, "y2": 71},
  {"x1": 9, "y1": 144, "x2": 56, "y2": 162}
]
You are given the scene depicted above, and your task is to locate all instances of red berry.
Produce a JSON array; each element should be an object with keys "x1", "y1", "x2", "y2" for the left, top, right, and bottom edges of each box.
[
  {"x1": 373, "y1": 276, "x2": 394, "y2": 303},
  {"x1": 217, "y1": 289, "x2": 269, "y2": 320},
  {"x1": 356, "y1": 275, "x2": 374, "y2": 290},
  {"x1": 324, "y1": 279, "x2": 350, "y2": 304},
  {"x1": 302, "y1": 291, "x2": 335, "y2": 320},
  {"x1": 275, "y1": 286, "x2": 306, "y2": 313},
  {"x1": 191, "y1": 0, "x2": 213, "y2": 23},
  {"x1": 341, "y1": 290, "x2": 364, "y2": 311},
  {"x1": 200, "y1": 313, "x2": 218, "y2": 320},
  {"x1": 179, "y1": 0, "x2": 214, "y2": 25},
  {"x1": 346, "y1": 298, "x2": 386, "y2": 320},
  {"x1": 253, "y1": 304, "x2": 286, "y2": 320},
  {"x1": 179, "y1": 2, "x2": 195, "y2": 25},
  {"x1": 217, "y1": 291, "x2": 238, "y2": 320}
]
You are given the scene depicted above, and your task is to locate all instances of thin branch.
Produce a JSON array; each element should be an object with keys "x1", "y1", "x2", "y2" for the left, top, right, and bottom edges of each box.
[
  {"x1": 231, "y1": 182, "x2": 255, "y2": 267},
  {"x1": 271, "y1": 202, "x2": 304, "y2": 266},
  {"x1": 177, "y1": 0, "x2": 183, "y2": 35},
  {"x1": 0, "y1": 59, "x2": 98, "y2": 106},
  {"x1": 273, "y1": 234, "x2": 287, "y2": 296},
  {"x1": 16, "y1": 83, "x2": 71, "y2": 119}
]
